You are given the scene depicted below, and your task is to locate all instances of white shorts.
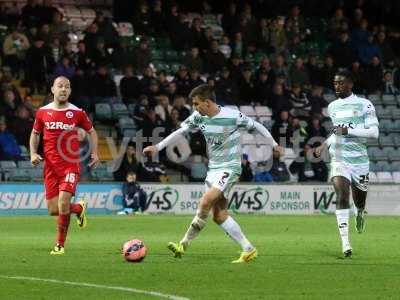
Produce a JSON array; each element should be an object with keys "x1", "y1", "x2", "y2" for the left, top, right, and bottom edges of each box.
[
  {"x1": 329, "y1": 162, "x2": 369, "y2": 191},
  {"x1": 205, "y1": 169, "x2": 240, "y2": 199}
]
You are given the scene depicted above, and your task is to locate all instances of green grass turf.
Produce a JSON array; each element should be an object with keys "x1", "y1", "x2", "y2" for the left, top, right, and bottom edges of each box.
[{"x1": 1, "y1": 215, "x2": 400, "y2": 300}]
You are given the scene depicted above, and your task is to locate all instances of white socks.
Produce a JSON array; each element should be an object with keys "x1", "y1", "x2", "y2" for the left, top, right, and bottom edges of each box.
[
  {"x1": 219, "y1": 216, "x2": 254, "y2": 252},
  {"x1": 180, "y1": 215, "x2": 207, "y2": 249},
  {"x1": 335, "y1": 209, "x2": 351, "y2": 251}
]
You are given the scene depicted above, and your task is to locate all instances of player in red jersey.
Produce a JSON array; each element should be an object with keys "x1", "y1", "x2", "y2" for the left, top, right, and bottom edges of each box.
[{"x1": 29, "y1": 76, "x2": 99, "y2": 255}]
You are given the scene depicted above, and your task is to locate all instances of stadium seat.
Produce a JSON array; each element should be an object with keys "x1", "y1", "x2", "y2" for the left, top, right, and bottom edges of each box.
[
  {"x1": 380, "y1": 119, "x2": 392, "y2": 134},
  {"x1": 375, "y1": 161, "x2": 391, "y2": 172},
  {"x1": 376, "y1": 106, "x2": 391, "y2": 119},
  {"x1": 151, "y1": 49, "x2": 164, "y2": 60},
  {"x1": 368, "y1": 171, "x2": 378, "y2": 183},
  {"x1": 95, "y1": 103, "x2": 112, "y2": 121},
  {"x1": 393, "y1": 135, "x2": 400, "y2": 147},
  {"x1": 390, "y1": 162, "x2": 400, "y2": 172},
  {"x1": 392, "y1": 172, "x2": 400, "y2": 183},
  {"x1": 127, "y1": 104, "x2": 136, "y2": 115},
  {"x1": 392, "y1": 120, "x2": 400, "y2": 133},
  {"x1": 367, "y1": 146, "x2": 382, "y2": 161},
  {"x1": 255, "y1": 106, "x2": 272, "y2": 117},
  {"x1": 383, "y1": 147, "x2": 400, "y2": 161},
  {"x1": 112, "y1": 103, "x2": 129, "y2": 118},
  {"x1": 9, "y1": 169, "x2": 31, "y2": 181},
  {"x1": 17, "y1": 161, "x2": 33, "y2": 169},
  {"x1": 190, "y1": 163, "x2": 207, "y2": 180},
  {"x1": 19, "y1": 145, "x2": 29, "y2": 159},
  {"x1": 382, "y1": 94, "x2": 397, "y2": 105},
  {"x1": 164, "y1": 50, "x2": 179, "y2": 62},
  {"x1": 90, "y1": 163, "x2": 114, "y2": 181},
  {"x1": 258, "y1": 117, "x2": 273, "y2": 129},
  {"x1": 122, "y1": 128, "x2": 137, "y2": 137},
  {"x1": 367, "y1": 94, "x2": 381, "y2": 105},
  {"x1": 258, "y1": 145, "x2": 273, "y2": 162},
  {"x1": 0, "y1": 160, "x2": 17, "y2": 181},
  {"x1": 379, "y1": 135, "x2": 394, "y2": 147},
  {"x1": 377, "y1": 172, "x2": 393, "y2": 183},
  {"x1": 239, "y1": 106, "x2": 256, "y2": 117}
]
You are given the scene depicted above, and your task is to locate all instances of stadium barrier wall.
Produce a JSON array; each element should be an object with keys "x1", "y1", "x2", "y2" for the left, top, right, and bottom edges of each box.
[{"x1": 0, "y1": 183, "x2": 399, "y2": 215}]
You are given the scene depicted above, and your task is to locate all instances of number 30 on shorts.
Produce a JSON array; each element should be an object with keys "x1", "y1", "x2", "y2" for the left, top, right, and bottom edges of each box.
[
  {"x1": 65, "y1": 173, "x2": 76, "y2": 183},
  {"x1": 218, "y1": 172, "x2": 230, "y2": 186}
]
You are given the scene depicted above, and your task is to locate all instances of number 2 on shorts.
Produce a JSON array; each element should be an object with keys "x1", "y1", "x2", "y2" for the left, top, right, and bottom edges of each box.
[{"x1": 219, "y1": 172, "x2": 230, "y2": 186}]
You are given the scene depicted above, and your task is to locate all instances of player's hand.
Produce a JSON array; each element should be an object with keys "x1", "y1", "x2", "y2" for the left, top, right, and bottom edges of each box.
[
  {"x1": 314, "y1": 144, "x2": 325, "y2": 158},
  {"x1": 332, "y1": 126, "x2": 348, "y2": 136},
  {"x1": 30, "y1": 153, "x2": 43, "y2": 166},
  {"x1": 88, "y1": 153, "x2": 100, "y2": 168},
  {"x1": 143, "y1": 145, "x2": 158, "y2": 156},
  {"x1": 273, "y1": 145, "x2": 285, "y2": 156}
]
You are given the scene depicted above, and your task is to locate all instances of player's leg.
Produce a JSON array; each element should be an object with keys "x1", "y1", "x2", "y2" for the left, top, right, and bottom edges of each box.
[
  {"x1": 179, "y1": 187, "x2": 222, "y2": 248},
  {"x1": 212, "y1": 197, "x2": 257, "y2": 263},
  {"x1": 351, "y1": 167, "x2": 369, "y2": 233},
  {"x1": 332, "y1": 175, "x2": 352, "y2": 257},
  {"x1": 60, "y1": 172, "x2": 87, "y2": 228},
  {"x1": 51, "y1": 191, "x2": 73, "y2": 254}
]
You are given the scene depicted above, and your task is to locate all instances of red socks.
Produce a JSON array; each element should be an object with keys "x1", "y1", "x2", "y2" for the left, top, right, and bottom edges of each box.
[
  {"x1": 70, "y1": 203, "x2": 83, "y2": 215},
  {"x1": 56, "y1": 214, "x2": 70, "y2": 247}
]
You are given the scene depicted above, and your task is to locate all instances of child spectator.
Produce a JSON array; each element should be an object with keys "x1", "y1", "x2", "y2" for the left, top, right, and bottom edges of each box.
[{"x1": 117, "y1": 171, "x2": 147, "y2": 215}]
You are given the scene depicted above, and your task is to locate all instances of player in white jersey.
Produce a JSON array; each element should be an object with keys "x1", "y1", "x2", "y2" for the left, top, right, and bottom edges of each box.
[
  {"x1": 314, "y1": 71, "x2": 379, "y2": 257},
  {"x1": 143, "y1": 84, "x2": 282, "y2": 263}
]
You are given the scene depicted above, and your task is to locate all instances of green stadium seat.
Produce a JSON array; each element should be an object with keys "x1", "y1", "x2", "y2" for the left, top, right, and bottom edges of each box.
[
  {"x1": 122, "y1": 128, "x2": 137, "y2": 137},
  {"x1": 151, "y1": 49, "x2": 164, "y2": 60},
  {"x1": 382, "y1": 94, "x2": 397, "y2": 105},
  {"x1": 95, "y1": 103, "x2": 112, "y2": 121},
  {"x1": 367, "y1": 147, "x2": 382, "y2": 161},
  {"x1": 379, "y1": 135, "x2": 395, "y2": 147},
  {"x1": 90, "y1": 163, "x2": 114, "y2": 181},
  {"x1": 165, "y1": 50, "x2": 179, "y2": 61},
  {"x1": 19, "y1": 145, "x2": 29, "y2": 159},
  {"x1": 368, "y1": 94, "x2": 381, "y2": 105},
  {"x1": 384, "y1": 147, "x2": 400, "y2": 161},
  {"x1": 391, "y1": 108, "x2": 400, "y2": 119},
  {"x1": 376, "y1": 161, "x2": 391, "y2": 172},
  {"x1": 9, "y1": 169, "x2": 31, "y2": 181},
  {"x1": 112, "y1": 103, "x2": 129, "y2": 119},
  {"x1": 390, "y1": 162, "x2": 400, "y2": 172},
  {"x1": 380, "y1": 119, "x2": 393, "y2": 133}
]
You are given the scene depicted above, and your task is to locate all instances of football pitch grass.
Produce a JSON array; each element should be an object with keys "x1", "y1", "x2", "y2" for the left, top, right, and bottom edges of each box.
[{"x1": 1, "y1": 215, "x2": 400, "y2": 300}]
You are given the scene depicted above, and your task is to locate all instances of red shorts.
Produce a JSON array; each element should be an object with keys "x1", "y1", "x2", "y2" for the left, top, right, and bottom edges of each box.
[{"x1": 44, "y1": 167, "x2": 80, "y2": 200}]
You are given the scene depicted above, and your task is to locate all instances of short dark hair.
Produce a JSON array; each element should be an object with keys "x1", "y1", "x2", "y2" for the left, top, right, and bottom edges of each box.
[
  {"x1": 188, "y1": 84, "x2": 216, "y2": 102},
  {"x1": 126, "y1": 171, "x2": 136, "y2": 177},
  {"x1": 335, "y1": 70, "x2": 353, "y2": 82}
]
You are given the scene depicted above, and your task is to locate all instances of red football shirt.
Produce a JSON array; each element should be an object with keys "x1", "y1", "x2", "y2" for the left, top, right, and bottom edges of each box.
[{"x1": 33, "y1": 102, "x2": 93, "y2": 173}]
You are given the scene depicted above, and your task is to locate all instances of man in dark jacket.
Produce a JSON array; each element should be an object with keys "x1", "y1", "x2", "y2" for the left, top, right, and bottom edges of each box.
[{"x1": 117, "y1": 171, "x2": 147, "y2": 215}]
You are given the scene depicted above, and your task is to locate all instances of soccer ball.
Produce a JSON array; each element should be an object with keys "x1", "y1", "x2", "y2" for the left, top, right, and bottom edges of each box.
[{"x1": 122, "y1": 239, "x2": 147, "y2": 262}]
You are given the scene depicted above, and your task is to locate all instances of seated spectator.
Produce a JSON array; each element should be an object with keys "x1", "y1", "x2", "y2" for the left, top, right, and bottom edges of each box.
[
  {"x1": 173, "y1": 95, "x2": 191, "y2": 121},
  {"x1": 53, "y1": 55, "x2": 75, "y2": 80},
  {"x1": 2, "y1": 27, "x2": 30, "y2": 78},
  {"x1": 320, "y1": 56, "x2": 337, "y2": 91},
  {"x1": 358, "y1": 34, "x2": 382, "y2": 66},
  {"x1": 240, "y1": 154, "x2": 253, "y2": 182},
  {"x1": 112, "y1": 142, "x2": 143, "y2": 182},
  {"x1": 289, "y1": 84, "x2": 312, "y2": 119},
  {"x1": 308, "y1": 85, "x2": 328, "y2": 118},
  {"x1": 73, "y1": 40, "x2": 92, "y2": 72},
  {"x1": 7, "y1": 105, "x2": 34, "y2": 149},
  {"x1": 289, "y1": 57, "x2": 310, "y2": 88},
  {"x1": 254, "y1": 70, "x2": 271, "y2": 105},
  {"x1": 174, "y1": 66, "x2": 191, "y2": 96},
  {"x1": 273, "y1": 54, "x2": 289, "y2": 80},
  {"x1": 328, "y1": 31, "x2": 356, "y2": 69},
  {"x1": 219, "y1": 35, "x2": 232, "y2": 59},
  {"x1": 91, "y1": 38, "x2": 112, "y2": 68},
  {"x1": 133, "y1": 95, "x2": 151, "y2": 128},
  {"x1": 205, "y1": 40, "x2": 227, "y2": 75},
  {"x1": 238, "y1": 66, "x2": 255, "y2": 104},
  {"x1": 254, "y1": 162, "x2": 273, "y2": 182},
  {"x1": 269, "y1": 83, "x2": 292, "y2": 115},
  {"x1": 306, "y1": 117, "x2": 327, "y2": 146},
  {"x1": 70, "y1": 68, "x2": 91, "y2": 112},
  {"x1": 350, "y1": 61, "x2": 365, "y2": 94},
  {"x1": 270, "y1": 149, "x2": 290, "y2": 182},
  {"x1": 111, "y1": 39, "x2": 135, "y2": 70},
  {"x1": 382, "y1": 71, "x2": 399, "y2": 95},
  {"x1": 0, "y1": 89, "x2": 22, "y2": 122},
  {"x1": 155, "y1": 95, "x2": 173, "y2": 122},
  {"x1": 165, "y1": 108, "x2": 181, "y2": 134},
  {"x1": 269, "y1": 16, "x2": 288, "y2": 54},
  {"x1": 188, "y1": 69, "x2": 205, "y2": 91},
  {"x1": 183, "y1": 47, "x2": 204, "y2": 73},
  {"x1": 141, "y1": 109, "x2": 165, "y2": 138},
  {"x1": 117, "y1": 171, "x2": 147, "y2": 215},
  {"x1": 133, "y1": 38, "x2": 152, "y2": 75},
  {"x1": 49, "y1": 10, "x2": 69, "y2": 43},
  {"x1": 363, "y1": 56, "x2": 383, "y2": 94},
  {"x1": 272, "y1": 110, "x2": 292, "y2": 146},
  {"x1": 290, "y1": 148, "x2": 328, "y2": 183},
  {"x1": 141, "y1": 153, "x2": 167, "y2": 182},
  {"x1": 215, "y1": 66, "x2": 239, "y2": 105},
  {"x1": 89, "y1": 65, "x2": 117, "y2": 102},
  {"x1": 0, "y1": 117, "x2": 22, "y2": 161}
]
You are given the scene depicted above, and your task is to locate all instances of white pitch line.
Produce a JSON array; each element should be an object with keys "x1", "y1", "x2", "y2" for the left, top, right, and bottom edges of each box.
[{"x1": 0, "y1": 275, "x2": 190, "y2": 300}]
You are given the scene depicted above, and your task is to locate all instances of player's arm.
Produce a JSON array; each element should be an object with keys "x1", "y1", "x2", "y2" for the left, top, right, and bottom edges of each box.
[
  {"x1": 253, "y1": 121, "x2": 284, "y2": 154},
  {"x1": 87, "y1": 128, "x2": 100, "y2": 168},
  {"x1": 30, "y1": 111, "x2": 44, "y2": 166},
  {"x1": 143, "y1": 127, "x2": 189, "y2": 156},
  {"x1": 30, "y1": 129, "x2": 43, "y2": 166},
  {"x1": 333, "y1": 101, "x2": 379, "y2": 139}
]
